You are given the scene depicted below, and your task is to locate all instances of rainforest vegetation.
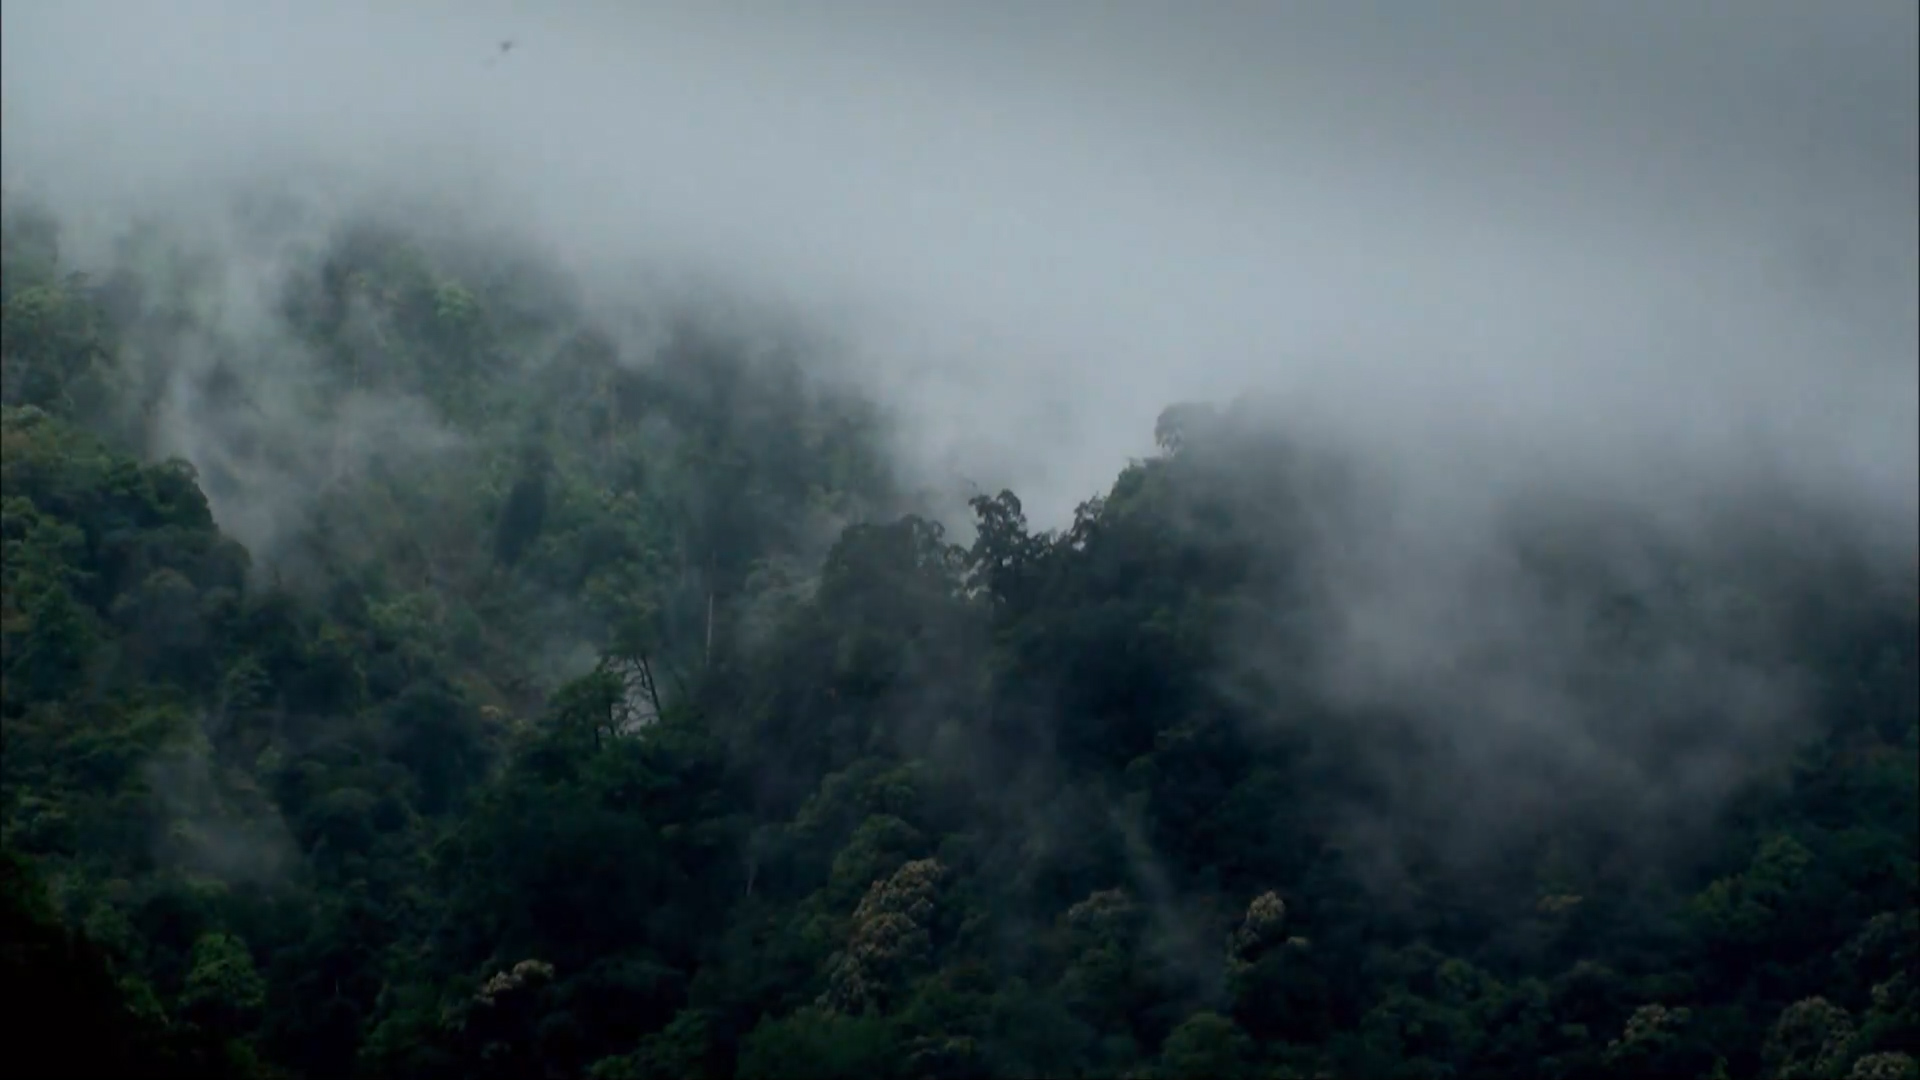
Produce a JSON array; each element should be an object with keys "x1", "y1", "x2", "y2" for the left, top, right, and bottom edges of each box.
[{"x1": 2, "y1": 195, "x2": 1915, "y2": 1080}]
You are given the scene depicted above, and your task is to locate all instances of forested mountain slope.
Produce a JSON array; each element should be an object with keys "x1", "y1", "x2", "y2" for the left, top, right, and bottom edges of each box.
[{"x1": 2, "y1": 197, "x2": 1915, "y2": 1080}]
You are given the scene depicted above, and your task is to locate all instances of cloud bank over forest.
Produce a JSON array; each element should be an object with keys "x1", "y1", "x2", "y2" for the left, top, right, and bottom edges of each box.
[
  {"x1": 5, "y1": 0, "x2": 1913, "y2": 534},
  {"x1": 5, "y1": 12, "x2": 1919, "y2": 1077}
]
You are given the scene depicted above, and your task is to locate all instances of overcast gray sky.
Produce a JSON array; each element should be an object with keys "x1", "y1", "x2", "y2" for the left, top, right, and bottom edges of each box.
[{"x1": 5, "y1": 0, "x2": 1915, "y2": 534}]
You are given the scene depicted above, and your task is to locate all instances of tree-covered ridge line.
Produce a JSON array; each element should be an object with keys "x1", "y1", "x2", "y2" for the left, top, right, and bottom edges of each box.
[{"x1": 3, "y1": 196, "x2": 1916, "y2": 1079}]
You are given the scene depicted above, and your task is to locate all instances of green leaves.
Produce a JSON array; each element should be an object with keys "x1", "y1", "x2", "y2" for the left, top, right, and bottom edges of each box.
[
  {"x1": 736, "y1": 1007, "x2": 901, "y2": 1080},
  {"x1": 1158, "y1": 1011, "x2": 1254, "y2": 1080},
  {"x1": 180, "y1": 931, "x2": 267, "y2": 1038},
  {"x1": 1, "y1": 279, "x2": 116, "y2": 414},
  {"x1": 1691, "y1": 832, "x2": 1819, "y2": 960}
]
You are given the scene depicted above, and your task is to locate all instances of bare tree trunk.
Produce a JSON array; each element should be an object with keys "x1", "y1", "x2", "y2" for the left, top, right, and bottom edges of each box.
[
  {"x1": 636, "y1": 653, "x2": 663, "y2": 719},
  {"x1": 601, "y1": 369, "x2": 614, "y2": 470},
  {"x1": 705, "y1": 552, "x2": 716, "y2": 668}
]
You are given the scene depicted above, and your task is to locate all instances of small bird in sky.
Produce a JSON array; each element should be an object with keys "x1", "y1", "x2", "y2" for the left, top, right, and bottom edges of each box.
[{"x1": 484, "y1": 39, "x2": 515, "y2": 67}]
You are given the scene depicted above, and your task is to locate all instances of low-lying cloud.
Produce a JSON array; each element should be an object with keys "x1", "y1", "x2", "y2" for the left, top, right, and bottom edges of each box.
[
  {"x1": 7, "y1": 1, "x2": 1914, "y2": 886},
  {"x1": 6, "y1": 0, "x2": 1912, "y2": 530}
]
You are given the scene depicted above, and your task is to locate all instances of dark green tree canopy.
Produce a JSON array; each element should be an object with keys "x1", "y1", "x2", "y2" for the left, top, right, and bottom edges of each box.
[{"x1": 2, "y1": 197, "x2": 1914, "y2": 1080}]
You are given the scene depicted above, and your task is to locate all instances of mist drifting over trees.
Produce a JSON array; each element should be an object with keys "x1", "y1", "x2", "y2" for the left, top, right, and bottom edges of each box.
[{"x1": 3, "y1": 3, "x2": 1915, "y2": 1078}]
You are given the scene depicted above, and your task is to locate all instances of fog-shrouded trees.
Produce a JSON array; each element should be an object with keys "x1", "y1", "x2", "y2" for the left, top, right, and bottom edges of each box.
[{"x1": 3, "y1": 196, "x2": 1916, "y2": 1079}]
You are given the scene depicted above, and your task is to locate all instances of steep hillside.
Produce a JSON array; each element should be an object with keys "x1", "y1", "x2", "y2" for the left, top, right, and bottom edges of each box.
[{"x1": 2, "y1": 199, "x2": 1915, "y2": 1080}]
